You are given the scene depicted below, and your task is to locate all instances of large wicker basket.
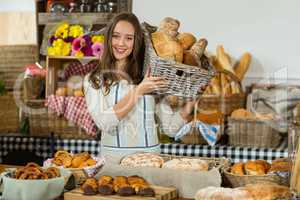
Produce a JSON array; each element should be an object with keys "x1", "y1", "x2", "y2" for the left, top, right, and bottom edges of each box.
[
  {"x1": 24, "y1": 99, "x2": 90, "y2": 139},
  {"x1": 228, "y1": 117, "x2": 283, "y2": 148},
  {"x1": 223, "y1": 167, "x2": 289, "y2": 188},
  {"x1": 142, "y1": 22, "x2": 215, "y2": 98},
  {"x1": 0, "y1": 92, "x2": 19, "y2": 133}
]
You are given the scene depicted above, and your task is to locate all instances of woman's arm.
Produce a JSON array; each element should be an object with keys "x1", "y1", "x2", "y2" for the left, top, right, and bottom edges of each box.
[{"x1": 113, "y1": 76, "x2": 168, "y2": 120}]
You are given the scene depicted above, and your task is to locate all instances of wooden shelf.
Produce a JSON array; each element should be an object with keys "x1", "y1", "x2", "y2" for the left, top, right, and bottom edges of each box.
[{"x1": 38, "y1": 12, "x2": 116, "y2": 25}]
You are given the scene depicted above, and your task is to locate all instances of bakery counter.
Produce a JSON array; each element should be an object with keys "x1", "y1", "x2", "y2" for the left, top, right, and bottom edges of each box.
[{"x1": 0, "y1": 135, "x2": 287, "y2": 164}]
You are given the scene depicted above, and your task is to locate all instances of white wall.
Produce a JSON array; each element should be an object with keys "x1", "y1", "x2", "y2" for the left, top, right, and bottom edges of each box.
[
  {"x1": 133, "y1": 0, "x2": 300, "y2": 85},
  {"x1": 1, "y1": 0, "x2": 299, "y2": 84}
]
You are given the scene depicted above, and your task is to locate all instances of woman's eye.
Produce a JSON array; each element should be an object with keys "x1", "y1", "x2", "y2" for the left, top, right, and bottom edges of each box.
[
  {"x1": 127, "y1": 37, "x2": 133, "y2": 41},
  {"x1": 112, "y1": 34, "x2": 119, "y2": 38}
]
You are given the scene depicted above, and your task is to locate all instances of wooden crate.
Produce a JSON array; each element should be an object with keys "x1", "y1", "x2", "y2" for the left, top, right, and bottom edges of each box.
[
  {"x1": 0, "y1": 92, "x2": 19, "y2": 133},
  {"x1": 64, "y1": 185, "x2": 178, "y2": 200},
  {"x1": 0, "y1": 45, "x2": 38, "y2": 90},
  {"x1": 46, "y1": 56, "x2": 98, "y2": 97}
]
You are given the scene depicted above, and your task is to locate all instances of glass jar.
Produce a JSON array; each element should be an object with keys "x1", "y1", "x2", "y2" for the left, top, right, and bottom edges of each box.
[
  {"x1": 94, "y1": 0, "x2": 107, "y2": 12},
  {"x1": 79, "y1": 0, "x2": 91, "y2": 13},
  {"x1": 107, "y1": 1, "x2": 118, "y2": 13}
]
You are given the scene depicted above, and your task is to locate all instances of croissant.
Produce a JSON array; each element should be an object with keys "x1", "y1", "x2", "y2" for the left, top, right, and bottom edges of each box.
[
  {"x1": 81, "y1": 178, "x2": 98, "y2": 195},
  {"x1": 98, "y1": 175, "x2": 114, "y2": 195},
  {"x1": 113, "y1": 176, "x2": 135, "y2": 196}
]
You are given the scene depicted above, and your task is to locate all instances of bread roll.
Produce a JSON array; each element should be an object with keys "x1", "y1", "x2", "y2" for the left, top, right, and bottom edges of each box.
[
  {"x1": 244, "y1": 160, "x2": 270, "y2": 175},
  {"x1": 98, "y1": 175, "x2": 114, "y2": 195},
  {"x1": 158, "y1": 17, "x2": 180, "y2": 37},
  {"x1": 183, "y1": 50, "x2": 198, "y2": 66},
  {"x1": 231, "y1": 109, "x2": 254, "y2": 119},
  {"x1": 127, "y1": 175, "x2": 155, "y2": 197},
  {"x1": 55, "y1": 87, "x2": 67, "y2": 96},
  {"x1": 177, "y1": 32, "x2": 196, "y2": 50},
  {"x1": 74, "y1": 89, "x2": 84, "y2": 97},
  {"x1": 242, "y1": 183, "x2": 292, "y2": 200},
  {"x1": 234, "y1": 52, "x2": 251, "y2": 81},
  {"x1": 113, "y1": 176, "x2": 135, "y2": 196},
  {"x1": 151, "y1": 31, "x2": 183, "y2": 62},
  {"x1": 81, "y1": 178, "x2": 98, "y2": 195},
  {"x1": 190, "y1": 38, "x2": 208, "y2": 65},
  {"x1": 231, "y1": 162, "x2": 245, "y2": 175}
]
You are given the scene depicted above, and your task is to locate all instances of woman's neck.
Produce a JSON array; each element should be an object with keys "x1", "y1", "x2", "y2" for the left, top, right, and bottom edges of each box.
[{"x1": 115, "y1": 59, "x2": 128, "y2": 80}]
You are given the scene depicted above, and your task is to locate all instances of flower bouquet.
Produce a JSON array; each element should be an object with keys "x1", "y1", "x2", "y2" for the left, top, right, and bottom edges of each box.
[{"x1": 46, "y1": 22, "x2": 105, "y2": 58}]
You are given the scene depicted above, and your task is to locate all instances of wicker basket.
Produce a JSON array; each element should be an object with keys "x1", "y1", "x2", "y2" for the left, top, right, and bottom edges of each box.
[
  {"x1": 223, "y1": 167, "x2": 288, "y2": 188},
  {"x1": 0, "y1": 92, "x2": 19, "y2": 133},
  {"x1": 142, "y1": 22, "x2": 215, "y2": 98},
  {"x1": 228, "y1": 117, "x2": 283, "y2": 148},
  {"x1": 197, "y1": 70, "x2": 246, "y2": 115},
  {"x1": 24, "y1": 99, "x2": 90, "y2": 139}
]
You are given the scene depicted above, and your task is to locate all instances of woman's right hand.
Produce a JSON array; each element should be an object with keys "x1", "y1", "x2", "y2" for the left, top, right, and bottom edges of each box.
[{"x1": 135, "y1": 68, "x2": 168, "y2": 96}]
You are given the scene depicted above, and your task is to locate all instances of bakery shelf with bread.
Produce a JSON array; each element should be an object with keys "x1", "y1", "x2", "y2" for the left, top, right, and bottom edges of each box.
[
  {"x1": 228, "y1": 108, "x2": 283, "y2": 148},
  {"x1": 142, "y1": 18, "x2": 215, "y2": 98},
  {"x1": 224, "y1": 158, "x2": 291, "y2": 188}
]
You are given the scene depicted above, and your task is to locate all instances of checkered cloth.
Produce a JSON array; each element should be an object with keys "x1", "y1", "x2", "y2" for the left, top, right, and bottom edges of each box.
[
  {"x1": 0, "y1": 136, "x2": 101, "y2": 163},
  {"x1": 0, "y1": 135, "x2": 288, "y2": 164},
  {"x1": 63, "y1": 60, "x2": 98, "y2": 80},
  {"x1": 160, "y1": 143, "x2": 288, "y2": 163},
  {"x1": 46, "y1": 95, "x2": 98, "y2": 136}
]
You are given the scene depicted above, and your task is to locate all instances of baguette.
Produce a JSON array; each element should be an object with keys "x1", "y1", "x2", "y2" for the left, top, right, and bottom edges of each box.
[
  {"x1": 216, "y1": 45, "x2": 235, "y2": 74},
  {"x1": 234, "y1": 52, "x2": 251, "y2": 80}
]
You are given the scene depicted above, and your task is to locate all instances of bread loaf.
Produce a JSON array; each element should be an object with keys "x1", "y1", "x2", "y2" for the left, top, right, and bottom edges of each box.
[
  {"x1": 183, "y1": 50, "x2": 198, "y2": 66},
  {"x1": 231, "y1": 162, "x2": 245, "y2": 175},
  {"x1": 158, "y1": 17, "x2": 180, "y2": 37},
  {"x1": 151, "y1": 31, "x2": 183, "y2": 62},
  {"x1": 234, "y1": 52, "x2": 251, "y2": 80},
  {"x1": 244, "y1": 160, "x2": 270, "y2": 175},
  {"x1": 177, "y1": 32, "x2": 196, "y2": 50},
  {"x1": 195, "y1": 186, "x2": 253, "y2": 200},
  {"x1": 162, "y1": 158, "x2": 209, "y2": 171}
]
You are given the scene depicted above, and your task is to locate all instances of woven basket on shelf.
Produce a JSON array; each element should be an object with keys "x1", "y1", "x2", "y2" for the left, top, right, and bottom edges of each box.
[
  {"x1": 24, "y1": 99, "x2": 90, "y2": 139},
  {"x1": 228, "y1": 117, "x2": 283, "y2": 148},
  {"x1": 223, "y1": 167, "x2": 289, "y2": 188},
  {"x1": 142, "y1": 22, "x2": 215, "y2": 98},
  {"x1": 0, "y1": 92, "x2": 19, "y2": 133},
  {"x1": 197, "y1": 70, "x2": 246, "y2": 116}
]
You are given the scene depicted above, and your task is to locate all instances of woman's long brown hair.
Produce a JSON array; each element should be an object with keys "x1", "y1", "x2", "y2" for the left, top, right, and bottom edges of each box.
[{"x1": 89, "y1": 12, "x2": 145, "y2": 94}]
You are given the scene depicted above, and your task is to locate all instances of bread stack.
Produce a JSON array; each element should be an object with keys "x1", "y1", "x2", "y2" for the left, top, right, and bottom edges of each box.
[
  {"x1": 52, "y1": 150, "x2": 97, "y2": 168},
  {"x1": 203, "y1": 45, "x2": 252, "y2": 96}
]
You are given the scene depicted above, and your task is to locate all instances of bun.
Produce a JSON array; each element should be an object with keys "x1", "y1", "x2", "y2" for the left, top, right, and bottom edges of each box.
[
  {"x1": 177, "y1": 32, "x2": 196, "y2": 50},
  {"x1": 74, "y1": 89, "x2": 84, "y2": 97},
  {"x1": 231, "y1": 109, "x2": 254, "y2": 119},
  {"x1": 151, "y1": 31, "x2": 183, "y2": 62},
  {"x1": 55, "y1": 87, "x2": 67, "y2": 96},
  {"x1": 242, "y1": 183, "x2": 292, "y2": 200},
  {"x1": 244, "y1": 160, "x2": 270, "y2": 175},
  {"x1": 158, "y1": 17, "x2": 180, "y2": 37},
  {"x1": 183, "y1": 50, "x2": 198, "y2": 66},
  {"x1": 231, "y1": 162, "x2": 245, "y2": 175}
]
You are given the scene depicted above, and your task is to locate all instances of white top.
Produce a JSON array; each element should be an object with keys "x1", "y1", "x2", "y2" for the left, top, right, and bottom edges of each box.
[{"x1": 84, "y1": 75, "x2": 185, "y2": 157}]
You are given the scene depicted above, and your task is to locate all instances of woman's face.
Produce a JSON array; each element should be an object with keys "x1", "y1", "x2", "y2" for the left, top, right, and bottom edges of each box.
[{"x1": 111, "y1": 20, "x2": 135, "y2": 63}]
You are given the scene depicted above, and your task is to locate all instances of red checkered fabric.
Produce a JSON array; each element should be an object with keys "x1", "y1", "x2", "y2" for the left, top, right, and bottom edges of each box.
[
  {"x1": 46, "y1": 95, "x2": 98, "y2": 136},
  {"x1": 63, "y1": 60, "x2": 98, "y2": 80}
]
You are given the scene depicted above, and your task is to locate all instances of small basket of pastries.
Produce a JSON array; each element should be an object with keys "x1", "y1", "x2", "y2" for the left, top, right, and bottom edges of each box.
[
  {"x1": 79, "y1": 175, "x2": 156, "y2": 197},
  {"x1": 195, "y1": 183, "x2": 292, "y2": 200},
  {"x1": 119, "y1": 152, "x2": 230, "y2": 172},
  {"x1": 224, "y1": 158, "x2": 291, "y2": 188},
  {"x1": 228, "y1": 108, "x2": 283, "y2": 148},
  {"x1": 0, "y1": 162, "x2": 71, "y2": 200},
  {"x1": 142, "y1": 17, "x2": 215, "y2": 98},
  {"x1": 197, "y1": 45, "x2": 250, "y2": 115},
  {"x1": 43, "y1": 150, "x2": 105, "y2": 184}
]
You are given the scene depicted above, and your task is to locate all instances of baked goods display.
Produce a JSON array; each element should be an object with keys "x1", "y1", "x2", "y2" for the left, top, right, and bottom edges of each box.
[
  {"x1": 162, "y1": 158, "x2": 209, "y2": 171},
  {"x1": 229, "y1": 158, "x2": 291, "y2": 176},
  {"x1": 52, "y1": 150, "x2": 97, "y2": 168},
  {"x1": 81, "y1": 175, "x2": 155, "y2": 197},
  {"x1": 55, "y1": 75, "x2": 84, "y2": 97},
  {"x1": 13, "y1": 162, "x2": 60, "y2": 180},
  {"x1": 195, "y1": 183, "x2": 292, "y2": 200},
  {"x1": 120, "y1": 152, "x2": 164, "y2": 168}
]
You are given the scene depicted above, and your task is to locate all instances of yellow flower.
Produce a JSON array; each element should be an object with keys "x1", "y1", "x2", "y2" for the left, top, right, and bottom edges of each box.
[
  {"x1": 49, "y1": 39, "x2": 71, "y2": 56},
  {"x1": 74, "y1": 51, "x2": 84, "y2": 57},
  {"x1": 69, "y1": 25, "x2": 84, "y2": 38},
  {"x1": 62, "y1": 43, "x2": 71, "y2": 56},
  {"x1": 92, "y1": 35, "x2": 105, "y2": 43},
  {"x1": 47, "y1": 46, "x2": 56, "y2": 55},
  {"x1": 55, "y1": 22, "x2": 69, "y2": 39}
]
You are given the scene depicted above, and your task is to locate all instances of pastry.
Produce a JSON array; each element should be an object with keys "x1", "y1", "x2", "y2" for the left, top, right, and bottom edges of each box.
[
  {"x1": 127, "y1": 175, "x2": 155, "y2": 197},
  {"x1": 113, "y1": 176, "x2": 135, "y2": 196},
  {"x1": 244, "y1": 160, "x2": 270, "y2": 175},
  {"x1": 98, "y1": 175, "x2": 114, "y2": 195},
  {"x1": 81, "y1": 178, "x2": 98, "y2": 195},
  {"x1": 120, "y1": 152, "x2": 164, "y2": 168},
  {"x1": 162, "y1": 158, "x2": 209, "y2": 171},
  {"x1": 231, "y1": 162, "x2": 245, "y2": 175}
]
